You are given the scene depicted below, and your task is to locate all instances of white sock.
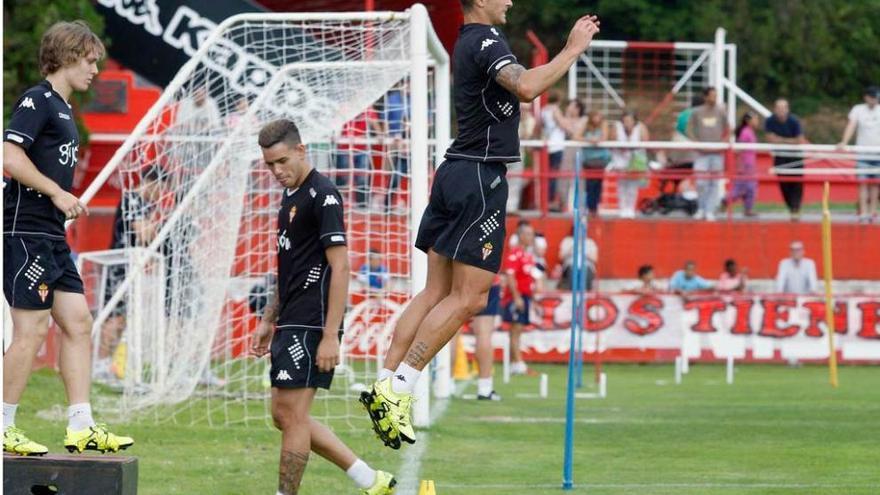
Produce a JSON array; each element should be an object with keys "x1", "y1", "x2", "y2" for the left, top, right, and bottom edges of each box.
[
  {"x1": 3, "y1": 403, "x2": 18, "y2": 430},
  {"x1": 67, "y1": 403, "x2": 96, "y2": 431},
  {"x1": 391, "y1": 363, "x2": 420, "y2": 394},
  {"x1": 477, "y1": 377, "x2": 494, "y2": 397},
  {"x1": 377, "y1": 368, "x2": 394, "y2": 381},
  {"x1": 346, "y1": 459, "x2": 377, "y2": 489}
]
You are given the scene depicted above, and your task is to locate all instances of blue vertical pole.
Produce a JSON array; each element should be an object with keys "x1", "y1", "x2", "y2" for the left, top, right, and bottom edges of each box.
[
  {"x1": 574, "y1": 152, "x2": 585, "y2": 389},
  {"x1": 562, "y1": 149, "x2": 584, "y2": 490}
]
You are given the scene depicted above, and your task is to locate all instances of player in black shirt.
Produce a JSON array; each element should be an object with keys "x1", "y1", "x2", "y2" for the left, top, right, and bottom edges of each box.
[
  {"x1": 361, "y1": 0, "x2": 600, "y2": 448},
  {"x1": 249, "y1": 120, "x2": 396, "y2": 495},
  {"x1": 2, "y1": 21, "x2": 132, "y2": 456}
]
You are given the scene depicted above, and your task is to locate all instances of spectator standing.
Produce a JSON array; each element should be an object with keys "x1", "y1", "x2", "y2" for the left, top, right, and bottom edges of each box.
[
  {"x1": 667, "y1": 95, "x2": 704, "y2": 188},
  {"x1": 558, "y1": 99, "x2": 588, "y2": 211},
  {"x1": 728, "y1": 112, "x2": 759, "y2": 217},
  {"x1": 502, "y1": 221, "x2": 537, "y2": 376},
  {"x1": 717, "y1": 259, "x2": 747, "y2": 292},
  {"x1": 838, "y1": 86, "x2": 880, "y2": 223},
  {"x1": 335, "y1": 109, "x2": 384, "y2": 209},
  {"x1": 576, "y1": 110, "x2": 611, "y2": 216},
  {"x1": 608, "y1": 111, "x2": 650, "y2": 219},
  {"x1": 541, "y1": 91, "x2": 567, "y2": 211},
  {"x1": 688, "y1": 87, "x2": 729, "y2": 221},
  {"x1": 765, "y1": 99, "x2": 807, "y2": 221},
  {"x1": 382, "y1": 86, "x2": 411, "y2": 211},
  {"x1": 509, "y1": 102, "x2": 537, "y2": 211},
  {"x1": 775, "y1": 241, "x2": 818, "y2": 294},
  {"x1": 669, "y1": 261, "x2": 713, "y2": 294}
]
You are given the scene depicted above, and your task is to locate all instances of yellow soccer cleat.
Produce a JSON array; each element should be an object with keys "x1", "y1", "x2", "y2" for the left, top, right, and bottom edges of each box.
[
  {"x1": 64, "y1": 423, "x2": 134, "y2": 453},
  {"x1": 372, "y1": 378, "x2": 415, "y2": 445},
  {"x1": 4, "y1": 426, "x2": 48, "y2": 456},
  {"x1": 360, "y1": 386, "x2": 400, "y2": 450},
  {"x1": 361, "y1": 470, "x2": 396, "y2": 495}
]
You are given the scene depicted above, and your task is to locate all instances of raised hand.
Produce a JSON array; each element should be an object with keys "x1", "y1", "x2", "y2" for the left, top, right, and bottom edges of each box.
[{"x1": 565, "y1": 15, "x2": 601, "y2": 54}]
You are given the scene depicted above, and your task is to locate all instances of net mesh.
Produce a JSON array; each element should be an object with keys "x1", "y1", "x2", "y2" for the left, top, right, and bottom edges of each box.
[{"x1": 84, "y1": 14, "x2": 439, "y2": 426}]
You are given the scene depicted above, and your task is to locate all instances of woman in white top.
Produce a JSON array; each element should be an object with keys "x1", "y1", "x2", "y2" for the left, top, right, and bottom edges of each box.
[
  {"x1": 541, "y1": 91, "x2": 568, "y2": 211},
  {"x1": 608, "y1": 111, "x2": 651, "y2": 218}
]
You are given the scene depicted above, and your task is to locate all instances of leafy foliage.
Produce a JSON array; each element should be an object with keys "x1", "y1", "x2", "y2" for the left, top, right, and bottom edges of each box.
[
  {"x1": 506, "y1": 0, "x2": 880, "y2": 113},
  {"x1": 3, "y1": 0, "x2": 107, "y2": 142}
]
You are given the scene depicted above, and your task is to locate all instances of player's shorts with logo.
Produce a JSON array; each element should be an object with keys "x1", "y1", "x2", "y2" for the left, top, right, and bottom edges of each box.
[
  {"x1": 415, "y1": 159, "x2": 508, "y2": 273},
  {"x1": 269, "y1": 329, "x2": 342, "y2": 389},
  {"x1": 3, "y1": 236, "x2": 84, "y2": 310}
]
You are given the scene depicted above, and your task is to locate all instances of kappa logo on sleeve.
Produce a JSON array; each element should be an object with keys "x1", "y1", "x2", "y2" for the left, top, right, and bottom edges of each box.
[
  {"x1": 19, "y1": 98, "x2": 35, "y2": 110},
  {"x1": 480, "y1": 38, "x2": 498, "y2": 51},
  {"x1": 322, "y1": 194, "x2": 339, "y2": 207}
]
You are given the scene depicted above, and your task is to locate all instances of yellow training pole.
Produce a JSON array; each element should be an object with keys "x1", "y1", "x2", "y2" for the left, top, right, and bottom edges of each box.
[{"x1": 821, "y1": 182, "x2": 839, "y2": 388}]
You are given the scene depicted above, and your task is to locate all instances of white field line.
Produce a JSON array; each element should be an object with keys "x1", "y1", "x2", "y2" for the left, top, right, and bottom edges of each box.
[{"x1": 395, "y1": 397, "x2": 451, "y2": 495}]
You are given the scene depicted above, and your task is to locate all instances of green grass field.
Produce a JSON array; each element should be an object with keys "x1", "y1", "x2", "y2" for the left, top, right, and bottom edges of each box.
[{"x1": 10, "y1": 363, "x2": 880, "y2": 494}]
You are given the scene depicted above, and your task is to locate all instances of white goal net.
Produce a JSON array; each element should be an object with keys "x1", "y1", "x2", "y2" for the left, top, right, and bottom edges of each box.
[{"x1": 82, "y1": 6, "x2": 449, "y2": 427}]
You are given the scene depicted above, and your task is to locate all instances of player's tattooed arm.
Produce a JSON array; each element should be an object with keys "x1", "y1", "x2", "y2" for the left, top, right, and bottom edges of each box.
[
  {"x1": 262, "y1": 280, "x2": 280, "y2": 324},
  {"x1": 495, "y1": 63, "x2": 527, "y2": 100},
  {"x1": 278, "y1": 450, "x2": 309, "y2": 495}
]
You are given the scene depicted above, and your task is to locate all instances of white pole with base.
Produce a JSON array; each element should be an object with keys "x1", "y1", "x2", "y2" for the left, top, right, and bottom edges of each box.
[
  {"x1": 726, "y1": 355, "x2": 735, "y2": 385},
  {"x1": 674, "y1": 356, "x2": 683, "y2": 385}
]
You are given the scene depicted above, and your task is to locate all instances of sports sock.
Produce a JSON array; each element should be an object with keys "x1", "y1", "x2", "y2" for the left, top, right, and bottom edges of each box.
[
  {"x1": 3, "y1": 403, "x2": 18, "y2": 430},
  {"x1": 67, "y1": 403, "x2": 96, "y2": 431},
  {"x1": 377, "y1": 368, "x2": 394, "y2": 381},
  {"x1": 477, "y1": 377, "x2": 494, "y2": 397},
  {"x1": 391, "y1": 363, "x2": 420, "y2": 394},
  {"x1": 346, "y1": 458, "x2": 377, "y2": 489}
]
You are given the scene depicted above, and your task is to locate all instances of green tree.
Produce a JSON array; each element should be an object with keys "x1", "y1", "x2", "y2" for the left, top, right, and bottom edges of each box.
[
  {"x1": 3, "y1": 0, "x2": 108, "y2": 142},
  {"x1": 505, "y1": 0, "x2": 880, "y2": 115}
]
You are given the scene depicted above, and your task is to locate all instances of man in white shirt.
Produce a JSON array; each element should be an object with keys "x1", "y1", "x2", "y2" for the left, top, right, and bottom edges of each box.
[
  {"x1": 838, "y1": 86, "x2": 880, "y2": 223},
  {"x1": 775, "y1": 241, "x2": 818, "y2": 294}
]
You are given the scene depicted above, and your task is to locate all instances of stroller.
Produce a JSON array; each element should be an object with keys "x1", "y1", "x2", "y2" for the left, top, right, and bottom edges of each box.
[{"x1": 638, "y1": 164, "x2": 698, "y2": 216}]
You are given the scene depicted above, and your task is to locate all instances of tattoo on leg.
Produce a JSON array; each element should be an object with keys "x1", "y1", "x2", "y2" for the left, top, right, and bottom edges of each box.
[
  {"x1": 404, "y1": 341, "x2": 429, "y2": 368},
  {"x1": 279, "y1": 450, "x2": 309, "y2": 495}
]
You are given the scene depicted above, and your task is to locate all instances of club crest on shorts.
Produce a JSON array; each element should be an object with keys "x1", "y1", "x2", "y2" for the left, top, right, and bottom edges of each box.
[
  {"x1": 289, "y1": 205, "x2": 297, "y2": 223},
  {"x1": 482, "y1": 242, "x2": 494, "y2": 260},
  {"x1": 37, "y1": 283, "x2": 49, "y2": 302}
]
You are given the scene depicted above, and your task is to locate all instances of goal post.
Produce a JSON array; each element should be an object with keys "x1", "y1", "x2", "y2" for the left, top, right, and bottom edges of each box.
[{"x1": 75, "y1": 4, "x2": 450, "y2": 427}]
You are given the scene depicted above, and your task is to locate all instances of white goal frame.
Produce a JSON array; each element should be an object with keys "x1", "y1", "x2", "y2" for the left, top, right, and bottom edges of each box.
[{"x1": 74, "y1": 4, "x2": 450, "y2": 428}]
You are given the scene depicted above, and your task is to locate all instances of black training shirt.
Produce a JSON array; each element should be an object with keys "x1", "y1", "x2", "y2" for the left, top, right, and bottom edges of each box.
[
  {"x1": 445, "y1": 24, "x2": 521, "y2": 163},
  {"x1": 4, "y1": 80, "x2": 80, "y2": 239},
  {"x1": 275, "y1": 169, "x2": 347, "y2": 331}
]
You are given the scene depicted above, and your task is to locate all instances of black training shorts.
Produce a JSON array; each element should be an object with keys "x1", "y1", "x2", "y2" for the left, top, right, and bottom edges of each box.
[
  {"x1": 415, "y1": 159, "x2": 508, "y2": 273},
  {"x1": 4, "y1": 236, "x2": 84, "y2": 310},
  {"x1": 269, "y1": 329, "x2": 340, "y2": 389}
]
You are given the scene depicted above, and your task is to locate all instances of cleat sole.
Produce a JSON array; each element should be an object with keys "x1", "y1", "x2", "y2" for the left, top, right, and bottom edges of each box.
[{"x1": 360, "y1": 391, "x2": 401, "y2": 450}]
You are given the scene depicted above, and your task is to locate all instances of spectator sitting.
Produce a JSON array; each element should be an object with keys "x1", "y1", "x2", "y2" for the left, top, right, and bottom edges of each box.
[
  {"x1": 357, "y1": 249, "x2": 389, "y2": 291},
  {"x1": 633, "y1": 264, "x2": 658, "y2": 294},
  {"x1": 838, "y1": 85, "x2": 880, "y2": 223},
  {"x1": 728, "y1": 112, "x2": 759, "y2": 217},
  {"x1": 775, "y1": 241, "x2": 818, "y2": 294},
  {"x1": 765, "y1": 98, "x2": 807, "y2": 222},
  {"x1": 717, "y1": 259, "x2": 748, "y2": 292},
  {"x1": 556, "y1": 226, "x2": 597, "y2": 291},
  {"x1": 669, "y1": 261, "x2": 713, "y2": 294}
]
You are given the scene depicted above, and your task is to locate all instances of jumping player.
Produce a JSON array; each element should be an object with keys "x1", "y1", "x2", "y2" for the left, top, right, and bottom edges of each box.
[
  {"x1": 3, "y1": 20, "x2": 133, "y2": 455},
  {"x1": 361, "y1": 0, "x2": 600, "y2": 448},
  {"x1": 250, "y1": 120, "x2": 396, "y2": 495}
]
